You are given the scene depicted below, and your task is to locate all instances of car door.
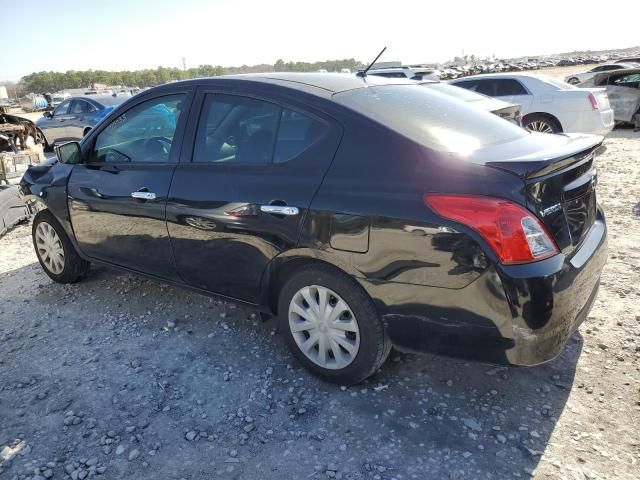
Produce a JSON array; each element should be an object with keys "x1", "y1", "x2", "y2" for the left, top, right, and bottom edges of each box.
[
  {"x1": 67, "y1": 88, "x2": 194, "y2": 279},
  {"x1": 67, "y1": 99, "x2": 93, "y2": 140},
  {"x1": 166, "y1": 88, "x2": 342, "y2": 302},
  {"x1": 42, "y1": 99, "x2": 72, "y2": 144}
]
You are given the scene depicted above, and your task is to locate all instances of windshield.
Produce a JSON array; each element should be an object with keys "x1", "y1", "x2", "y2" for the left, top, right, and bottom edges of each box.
[
  {"x1": 421, "y1": 82, "x2": 490, "y2": 103},
  {"x1": 334, "y1": 84, "x2": 526, "y2": 155}
]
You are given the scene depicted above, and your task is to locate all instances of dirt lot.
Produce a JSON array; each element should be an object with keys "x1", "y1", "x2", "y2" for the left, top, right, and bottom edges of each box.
[{"x1": 1, "y1": 92, "x2": 640, "y2": 480}]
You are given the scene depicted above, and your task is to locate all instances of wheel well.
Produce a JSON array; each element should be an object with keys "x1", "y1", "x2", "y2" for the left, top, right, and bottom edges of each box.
[
  {"x1": 522, "y1": 112, "x2": 563, "y2": 132},
  {"x1": 267, "y1": 257, "x2": 350, "y2": 315}
]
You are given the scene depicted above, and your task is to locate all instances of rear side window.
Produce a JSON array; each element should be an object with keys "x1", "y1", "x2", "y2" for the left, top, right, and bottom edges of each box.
[
  {"x1": 494, "y1": 79, "x2": 528, "y2": 96},
  {"x1": 194, "y1": 94, "x2": 327, "y2": 164},
  {"x1": 274, "y1": 109, "x2": 327, "y2": 163},
  {"x1": 334, "y1": 84, "x2": 526, "y2": 155}
]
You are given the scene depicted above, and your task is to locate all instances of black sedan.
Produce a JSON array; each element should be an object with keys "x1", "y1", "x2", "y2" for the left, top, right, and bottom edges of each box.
[
  {"x1": 36, "y1": 95, "x2": 128, "y2": 150},
  {"x1": 20, "y1": 73, "x2": 607, "y2": 384}
]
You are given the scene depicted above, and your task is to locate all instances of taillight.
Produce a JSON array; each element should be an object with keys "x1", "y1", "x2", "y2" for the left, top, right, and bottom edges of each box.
[
  {"x1": 588, "y1": 93, "x2": 598, "y2": 110},
  {"x1": 424, "y1": 194, "x2": 559, "y2": 264}
]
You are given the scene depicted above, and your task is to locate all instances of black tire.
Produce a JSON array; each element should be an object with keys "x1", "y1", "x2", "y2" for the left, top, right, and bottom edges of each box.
[
  {"x1": 523, "y1": 114, "x2": 562, "y2": 134},
  {"x1": 37, "y1": 129, "x2": 52, "y2": 152},
  {"x1": 567, "y1": 77, "x2": 580, "y2": 85},
  {"x1": 32, "y1": 210, "x2": 90, "y2": 283},
  {"x1": 277, "y1": 263, "x2": 391, "y2": 385}
]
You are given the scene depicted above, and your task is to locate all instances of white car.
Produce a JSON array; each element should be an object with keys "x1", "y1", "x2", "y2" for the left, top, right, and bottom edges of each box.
[
  {"x1": 450, "y1": 73, "x2": 614, "y2": 136},
  {"x1": 565, "y1": 63, "x2": 638, "y2": 85}
]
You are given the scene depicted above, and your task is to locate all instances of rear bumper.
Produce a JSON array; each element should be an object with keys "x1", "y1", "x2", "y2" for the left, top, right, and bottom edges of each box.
[
  {"x1": 358, "y1": 208, "x2": 608, "y2": 366},
  {"x1": 565, "y1": 109, "x2": 614, "y2": 137}
]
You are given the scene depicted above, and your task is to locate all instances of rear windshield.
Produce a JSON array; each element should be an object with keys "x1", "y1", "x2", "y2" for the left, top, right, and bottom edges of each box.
[
  {"x1": 535, "y1": 75, "x2": 577, "y2": 90},
  {"x1": 333, "y1": 84, "x2": 526, "y2": 155}
]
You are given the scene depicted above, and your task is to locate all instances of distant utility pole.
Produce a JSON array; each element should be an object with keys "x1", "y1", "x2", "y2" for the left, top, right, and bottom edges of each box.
[{"x1": 182, "y1": 57, "x2": 186, "y2": 71}]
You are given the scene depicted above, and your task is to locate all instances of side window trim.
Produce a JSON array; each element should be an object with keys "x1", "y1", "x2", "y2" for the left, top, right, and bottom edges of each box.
[{"x1": 81, "y1": 89, "x2": 195, "y2": 165}]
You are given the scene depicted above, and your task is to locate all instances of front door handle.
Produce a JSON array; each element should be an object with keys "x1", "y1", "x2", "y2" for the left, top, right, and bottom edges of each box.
[
  {"x1": 131, "y1": 191, "x2": 156, "y2": 200},
  {"x1": 260, "y1": 205, "x2": 299, "y2": 216}
]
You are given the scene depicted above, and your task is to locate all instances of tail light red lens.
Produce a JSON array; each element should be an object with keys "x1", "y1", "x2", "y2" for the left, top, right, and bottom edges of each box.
[
  {"x1": 424, "y1": 194, "x2": 559, "y2": 264},
  {"x1": 588, "y1": 93, "x2": 598, "y2": 110}
]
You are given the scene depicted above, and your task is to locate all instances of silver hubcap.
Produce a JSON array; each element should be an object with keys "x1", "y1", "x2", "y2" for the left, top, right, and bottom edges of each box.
[
  {"x1": 288, "y1": 285, "x2": 360, "y2": 370},
  {"x1": 526, "y1": 120, "x2": 554, "y2": 134},
  {"x1": 35, "y1": 221, "x2": 65, "y2": 275}
]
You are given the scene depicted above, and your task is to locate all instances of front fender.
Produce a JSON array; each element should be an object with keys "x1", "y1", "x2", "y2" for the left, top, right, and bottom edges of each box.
[{"x1": 19, "y1": 160, "x2": 75, "y2": 240}]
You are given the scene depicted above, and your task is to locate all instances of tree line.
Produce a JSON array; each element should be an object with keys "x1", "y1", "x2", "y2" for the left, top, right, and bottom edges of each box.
[{"x1": 16, "y1": 59, "x2": 363, "y2": 94}]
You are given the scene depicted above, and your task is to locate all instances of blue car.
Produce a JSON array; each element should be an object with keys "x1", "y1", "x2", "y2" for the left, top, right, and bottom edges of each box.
[{"x1": 36, "y1": 95, "x2": 129, "y2": 149}]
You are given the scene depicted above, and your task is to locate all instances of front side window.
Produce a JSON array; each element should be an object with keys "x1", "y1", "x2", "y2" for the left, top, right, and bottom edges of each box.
[
  {"x1": 54, "y1": 100, "x2": 71, "y2": 116},
  {"x1": 92, "y1": 94, "x2": 184, "y2": 163}
]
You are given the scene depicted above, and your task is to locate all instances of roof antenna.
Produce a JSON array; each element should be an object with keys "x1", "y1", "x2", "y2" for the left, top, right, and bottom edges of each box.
[{"x1": 357, "y1": 47, "x2": 387, "y2": 77}]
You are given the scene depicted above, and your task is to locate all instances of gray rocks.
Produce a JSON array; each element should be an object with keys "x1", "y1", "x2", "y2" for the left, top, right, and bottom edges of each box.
[
  {"x1": 185, "y1": 430, "x2": 197, "y2": 441},
  {"x1": 128, "y1": 448, "x2": 140, "y2": 461},
  {"x1": 463, "y1": 418, "x2": 482, "y2": 432}
]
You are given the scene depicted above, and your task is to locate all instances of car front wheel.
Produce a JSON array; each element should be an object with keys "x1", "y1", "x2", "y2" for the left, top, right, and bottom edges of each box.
[
  {"x1": 278, "y1": 264, "x2": 391, "y2": 385},
  {"x1": 32, "y1": 210, "x2": 90, "y2": 283}
]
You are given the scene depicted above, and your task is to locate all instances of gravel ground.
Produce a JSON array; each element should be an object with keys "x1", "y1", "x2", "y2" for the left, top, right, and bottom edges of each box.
[{"x1": 1, "y1": 129, "x2": 639, "y2": 480}]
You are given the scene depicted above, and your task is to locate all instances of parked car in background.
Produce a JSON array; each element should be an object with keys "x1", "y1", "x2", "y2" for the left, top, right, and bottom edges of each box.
[
  {"x1": 450, "y1": 73, "x2": 614, "y2": 135},
  {"x1": 578, "y1": 68, "x2": 640, "y2": 125},
  {"x1": 420, "y1": 81, "x2": 521, "y2": 125},
  {"x1": 21, "y1": 73, "x2": 607, "y2": 385},
  {"x1": 615, "y1": 57, "x2": 640, "y2": 64},
  {"x1": 565, "y1": 63, "x2": 639, "y2": 85},
  {"x1": 36, "y1": 95, "x2": 129, "y2": 149},
  {"x1": 365, "y1": 66, "x2": 440, "y2": 80}
]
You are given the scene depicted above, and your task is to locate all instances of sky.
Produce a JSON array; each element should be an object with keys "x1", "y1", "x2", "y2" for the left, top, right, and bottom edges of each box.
[{"x1": 1, "y1": 0, "x2": 638, "y2": 81}]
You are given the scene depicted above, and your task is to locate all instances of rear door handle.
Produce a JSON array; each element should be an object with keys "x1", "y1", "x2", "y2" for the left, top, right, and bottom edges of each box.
[
  {"x1": 260, "y1": 205, "x2": 299, "y2": 216},
  {"x1": 131, "y1": 191, "x2": 156, "y2": 200}
]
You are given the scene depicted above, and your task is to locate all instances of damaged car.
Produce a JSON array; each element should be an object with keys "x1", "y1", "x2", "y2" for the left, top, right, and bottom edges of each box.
[
  {"x1": 578, "y1": 68, "x2": 640, "y2": 126},
  {"x1": 20, "y1": 74, "x2": 607, "y2": 385},
  {"x1": 0, "y1": 110, "x2": 42, "y2": 153}
]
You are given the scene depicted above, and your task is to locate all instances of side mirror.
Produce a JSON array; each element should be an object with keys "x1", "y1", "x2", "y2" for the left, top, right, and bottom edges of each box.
[
  {"x1": 43, "y1": 111, "x2": 53, "y2": 118},
  {"x1": 56, "y1": 142, "x2": 82, "y2": 165}
]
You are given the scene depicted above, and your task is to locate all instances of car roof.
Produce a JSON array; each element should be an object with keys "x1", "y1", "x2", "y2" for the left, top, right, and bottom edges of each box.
[
  {"x1": 592, "y1": 67, "x2": 640, "y2": 80},
  {"x1": 166, "y1": 73, "x2": 415, "y2": 97}
]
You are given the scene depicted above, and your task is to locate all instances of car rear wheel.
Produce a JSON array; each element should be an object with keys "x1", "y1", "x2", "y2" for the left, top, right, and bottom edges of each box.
[
  {"x1": 277, "y1": 264, "x2": 391, "y2": 385},
  {"x1": 32, "y1": 210, "x2": 90, "y2": 283},
  {"x1": 523, "y1": 114, "x2": 561, "y2": 134},
  {"x1": 567, "y1": 77, "x2": 580, "y2": 85}
]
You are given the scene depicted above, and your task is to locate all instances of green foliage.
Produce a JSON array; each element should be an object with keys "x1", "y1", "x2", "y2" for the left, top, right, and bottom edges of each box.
[{"x1": 19, "y1": 59, "x2": 364, "y2": 94}]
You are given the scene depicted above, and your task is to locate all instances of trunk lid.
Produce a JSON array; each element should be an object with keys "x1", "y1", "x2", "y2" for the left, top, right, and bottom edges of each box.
[{"x1": 485, "y1": 133, "x2": 602, "y2": 256}]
